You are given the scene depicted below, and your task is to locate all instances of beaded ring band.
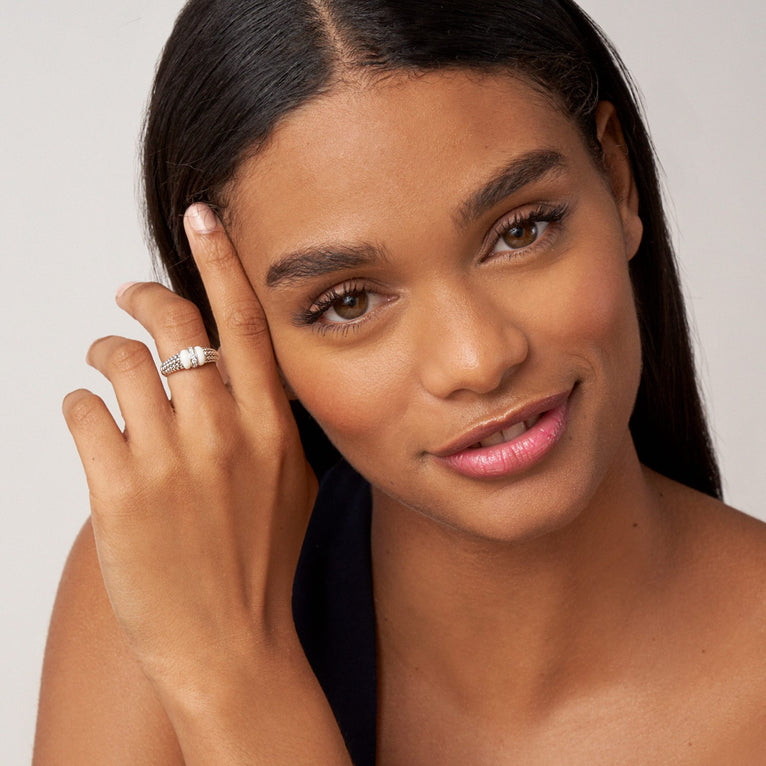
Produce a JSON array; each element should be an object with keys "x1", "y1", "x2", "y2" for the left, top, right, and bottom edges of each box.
[{"x1": 160, "y1": 346, "x2": 219, "y2": 376}]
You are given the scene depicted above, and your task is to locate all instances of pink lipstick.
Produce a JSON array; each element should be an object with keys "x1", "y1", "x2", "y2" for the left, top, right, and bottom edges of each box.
[{"x1": 433, "y1": 391, "x2": 571, "y2": 479}]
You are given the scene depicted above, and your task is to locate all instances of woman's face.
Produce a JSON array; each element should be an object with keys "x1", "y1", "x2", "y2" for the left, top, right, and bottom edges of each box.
[{"x1": 227, "y1": 71, "x2": 644, "y2": 542}]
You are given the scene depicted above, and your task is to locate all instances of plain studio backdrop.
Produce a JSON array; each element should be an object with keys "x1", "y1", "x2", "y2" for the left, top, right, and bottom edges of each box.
[{"x1": 1, "y1": 1, "x2": 764, "y2": 761}]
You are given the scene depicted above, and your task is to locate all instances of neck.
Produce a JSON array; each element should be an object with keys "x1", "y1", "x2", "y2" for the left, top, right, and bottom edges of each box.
[{"x1": 370, "y1": 436, "x2": 677, "y2": 715}]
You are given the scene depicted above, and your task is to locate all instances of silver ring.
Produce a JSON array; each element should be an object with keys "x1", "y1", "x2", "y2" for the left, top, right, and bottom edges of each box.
[{"x1": 160, "y1": 346, "x2": 219, "y2": 376}]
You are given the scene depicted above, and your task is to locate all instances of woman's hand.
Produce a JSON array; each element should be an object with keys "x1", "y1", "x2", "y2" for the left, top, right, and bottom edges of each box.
[{"x1": 62, "y1": 205, "x2": 349, "y2": 764}]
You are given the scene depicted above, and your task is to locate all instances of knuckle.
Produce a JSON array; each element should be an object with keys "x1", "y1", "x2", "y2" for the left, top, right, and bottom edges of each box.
[
  {"x1": 143, "y1": 456, "x2": 180, "y2": 491},
  {"x1": 271, "y1": 419, "x2": 299, "y2": 456},
  {"x1": 202, "y1": 431, "x2": 240, "y2": 464},
  {"x1": 158, "y1": 301, "x2": 206, "y2": 337},
  {"x1": 64, "y1": 392, "x2": 104, "y2": 430},
  {"x1": 245, "y1": 407, "x2": 296, "y2": 454},
  {"x1": 201, "y1": 240, "x2": 236, "y2": 269},
  {"x1": 93, "y1": 471, "x2": 160, "y2": 523},
  {"x1": 221, "y1": 301, "x2": 268, "y2": 338},
  {"x1": 106, "y1": 471, "x2": 142, "y2": 506},
  {"x1": 161, "y1": 298, "x2": 202, "y2": 332},
  {"x1": 260, "y1": 411, "x2": 290, "y2": 444},
  {"x1": 195, "y1": 412, "x2": 242, "y2": 460},
  {"x1": 106, "y1": 340, "x2": 153, "y2": 376}
]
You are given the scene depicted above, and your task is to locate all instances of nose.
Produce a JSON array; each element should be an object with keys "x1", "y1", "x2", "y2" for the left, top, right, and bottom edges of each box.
[{"x1": 414, "y1": 284, "x2": 529, "y2": 399}]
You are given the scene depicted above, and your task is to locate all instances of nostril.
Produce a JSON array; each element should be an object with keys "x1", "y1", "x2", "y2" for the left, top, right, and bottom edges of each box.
[
  {"x1": 418, "y1": 338, "x2": 528, "y2": 399},
  {"x1": 413, "y1": 290, "x2": 529, "y2": 399}
]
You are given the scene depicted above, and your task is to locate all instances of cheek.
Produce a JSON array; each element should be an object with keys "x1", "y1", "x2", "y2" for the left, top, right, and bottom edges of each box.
[
  {"x1": 273, "y1": 333, "x2": 409, "y2": 459},
  {"x1": 545, "y1": 245, "x2": 642, "y2": 394}
]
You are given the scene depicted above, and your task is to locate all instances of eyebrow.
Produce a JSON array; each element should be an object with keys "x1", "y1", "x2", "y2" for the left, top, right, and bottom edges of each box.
[
  {"x1": 265, "y1": 243, "x2": 386, "y2": 288},
  {"x1": 264, "y1": 148, "x2": 566, "y2": 289},
  {"x1": 453, "y1": 149, "x2": 566, "y2": 230}
]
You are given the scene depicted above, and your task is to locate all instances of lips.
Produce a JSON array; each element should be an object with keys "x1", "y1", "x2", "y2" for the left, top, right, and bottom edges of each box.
[
  {"x1": 433, "y1": 390, "x2": 570, "y2": 457},
  {"x1": 431, "y1": 389, "x2": 573, "y2": 479}
]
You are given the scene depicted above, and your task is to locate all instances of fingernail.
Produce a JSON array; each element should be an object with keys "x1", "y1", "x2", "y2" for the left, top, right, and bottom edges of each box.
[
  {"x1": 186, "y1": 203, "x2": 219, "y2": 234},
  {"x1": 115, "y1": 281, "x2": 138, "y2": 300}
]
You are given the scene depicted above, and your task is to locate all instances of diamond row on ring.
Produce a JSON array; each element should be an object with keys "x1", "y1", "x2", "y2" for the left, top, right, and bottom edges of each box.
[{"x1": 160, "y1": 346, "x2": 219, "y2": 376}]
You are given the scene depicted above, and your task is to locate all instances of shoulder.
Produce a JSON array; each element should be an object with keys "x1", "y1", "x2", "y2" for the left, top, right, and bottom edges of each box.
[
  {"x1": 650, "y1": 469, "x2": 766, "y2": 581},
  {"x1": 34, "y1": 520, "x2": 183, "y2": 764},
  {"x1": 648, "y1": 471, "x2": 766, "y2": 751},
  {"x1": 652, "y1": 470, "x2": 766, "y2": 631}
]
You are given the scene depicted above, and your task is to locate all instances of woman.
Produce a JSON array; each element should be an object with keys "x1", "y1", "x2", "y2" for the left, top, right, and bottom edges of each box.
[{"x1": 34, "y1": 0, "x2": 766, "y2": 762}]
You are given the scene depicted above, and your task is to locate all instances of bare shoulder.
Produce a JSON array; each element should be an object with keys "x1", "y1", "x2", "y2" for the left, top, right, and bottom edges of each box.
[
  {"x1": 652, "y1": 470, "x2": 766, "y2": 629},
  {"x1": 34, "y1": 520, "x2": 183, "y2": 764},
  {"x1": 647, "y1": 471, "x2": 766, "y2": 756},
  {"x1": 649, "y1": 469, "x2": 766, "y2": 580}
]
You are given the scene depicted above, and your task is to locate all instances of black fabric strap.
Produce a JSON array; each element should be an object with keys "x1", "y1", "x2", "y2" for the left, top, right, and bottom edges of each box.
[{"x1": 292, "y1": 461, "x2": 377, "y2": 766}]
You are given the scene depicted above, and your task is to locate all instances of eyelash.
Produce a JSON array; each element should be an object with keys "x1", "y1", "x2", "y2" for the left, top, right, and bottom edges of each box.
[
  {"x1": 297, "y1": 279, "x2": 376, "y2": 333},
  {"x1": 487, "y1": 201, "x2": 570, "y2": 260},
  {"x1": 296, "y1": 201, "x2": 571, "y2": 334}
]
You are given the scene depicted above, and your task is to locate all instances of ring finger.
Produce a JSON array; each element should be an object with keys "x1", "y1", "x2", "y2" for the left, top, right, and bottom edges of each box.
[{"x1": 115, "y1": 281, "x2": 226, "y2": 409}]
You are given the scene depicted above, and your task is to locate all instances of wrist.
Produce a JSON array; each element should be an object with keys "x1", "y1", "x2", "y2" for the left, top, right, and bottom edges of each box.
[
  {"x1": 154, "y1": 634, "x2": 351, "y2": 765},
  {"x1": 152, "y1": 623, "x2": 306, "y2": 715}
]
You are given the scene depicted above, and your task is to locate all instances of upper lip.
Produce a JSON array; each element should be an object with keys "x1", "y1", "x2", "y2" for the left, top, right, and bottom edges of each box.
[{"x1": 430, "y1": 389, "x2": 572, "y2": 457}]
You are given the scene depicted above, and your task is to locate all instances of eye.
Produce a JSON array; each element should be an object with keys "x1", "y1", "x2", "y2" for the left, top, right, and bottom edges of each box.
[
  {"x1": 488, "y1": 202, "x2": 569, "y2": 257},
  {"x1": 324, "y1": 290, "x2": 370, "y2": 322},
  {"x1": 296, "y1": 279, "x2": 389, "y2": 331},
  {"x1": 495, "y1": 219, "x2": 549, "y2": 252}
]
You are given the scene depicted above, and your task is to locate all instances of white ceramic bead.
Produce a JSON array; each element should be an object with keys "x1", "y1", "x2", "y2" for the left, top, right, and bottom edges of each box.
[
  {"x1": 180, "y1": 348, "x2": 192, "y2": 369},
  {"x1": 195, "y1": 346, "x2": 206, "y2": 366}
]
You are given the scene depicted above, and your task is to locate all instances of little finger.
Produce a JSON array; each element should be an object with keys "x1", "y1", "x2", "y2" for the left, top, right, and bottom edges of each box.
[
  {"x1": 63, "y1": 388, "x2": 130, "y2": 492},
  {"x1": 86, "y1": 334, "x2": 174, "y2": 441}
]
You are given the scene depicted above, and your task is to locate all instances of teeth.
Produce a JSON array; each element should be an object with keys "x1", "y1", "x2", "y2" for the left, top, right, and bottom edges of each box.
[
  {"x1": 479, "y1": 431, "x2": 506, "y2": 448},
  {"x1": 501, "y1": 421, "x2": 527, "y2": 442},
  {"x1": 476, "y1": 412, "x2": 545, "y2": 449},
  {"x1": 526, "y1": 413, "x2": 542, "y2": 429},
  {"x1": 478, "y1": 421, "x2": 525, "y2": 448}
]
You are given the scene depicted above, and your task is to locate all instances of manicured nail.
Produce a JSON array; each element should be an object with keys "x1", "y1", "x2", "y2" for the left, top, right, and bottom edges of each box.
[
  {"x1": 186, "y1": 203, "x2": 219, "y2": 234},
  {"x1": 115, "y1": 281, "x2": 138, "y2": 300}
]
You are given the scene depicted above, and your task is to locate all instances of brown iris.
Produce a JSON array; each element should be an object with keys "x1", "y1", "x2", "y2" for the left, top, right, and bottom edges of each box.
[
  {"x1": 501, "y1": 221, "x2": 538, "y2": 249},
  {"x1": 334, "y1": 291, "x2": 369, "y2": 320}
]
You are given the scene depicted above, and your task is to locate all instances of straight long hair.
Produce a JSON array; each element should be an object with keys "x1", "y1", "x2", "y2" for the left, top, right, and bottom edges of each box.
[{"x1": 143, "y1": 0, "x2": 722, "y2": 497}]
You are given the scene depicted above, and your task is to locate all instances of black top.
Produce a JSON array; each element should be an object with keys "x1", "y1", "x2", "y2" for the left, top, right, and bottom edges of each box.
[{"x1": 292, "y1": 460, "x2": 377, "y2": 766}]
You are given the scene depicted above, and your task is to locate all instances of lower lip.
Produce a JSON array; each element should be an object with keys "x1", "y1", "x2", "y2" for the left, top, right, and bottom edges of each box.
[{"x1": 435, "y1": 400, "x2": 570, "y2": 480}]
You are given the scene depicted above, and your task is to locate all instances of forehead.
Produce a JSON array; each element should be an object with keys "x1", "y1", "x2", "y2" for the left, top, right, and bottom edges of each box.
[{"x1": 226, "y1": 71, "x2": 585, "y2": 261}]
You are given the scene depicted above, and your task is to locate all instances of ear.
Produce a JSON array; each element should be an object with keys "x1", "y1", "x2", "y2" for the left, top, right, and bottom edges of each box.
[{"x1": 594, "y1": 101, "x2": 643, "y2": 260}]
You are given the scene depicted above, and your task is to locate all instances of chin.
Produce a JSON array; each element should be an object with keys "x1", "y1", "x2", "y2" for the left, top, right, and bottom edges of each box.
[
  {"x1": 372, "y1": 402, "x2": 641, "y2": 547},
  {"x1": 370, "y1": 458, "x2": 604, "y2": 547}
]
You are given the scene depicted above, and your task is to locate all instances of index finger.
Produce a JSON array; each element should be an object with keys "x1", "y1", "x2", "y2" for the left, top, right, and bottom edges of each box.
[{"x1": 184, "y1": 203, "x2": 284, "y2": 405}]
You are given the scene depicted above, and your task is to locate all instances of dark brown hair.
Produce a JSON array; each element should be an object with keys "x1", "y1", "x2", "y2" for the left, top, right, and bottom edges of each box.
[{"x1": 143, "y1": 0, "x2": 721, "y2": 497}]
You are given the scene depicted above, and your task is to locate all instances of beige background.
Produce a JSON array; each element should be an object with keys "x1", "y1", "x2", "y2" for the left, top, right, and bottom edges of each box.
[{"x1": 1, "y1": 1, "x2": 764, "y2": 761}]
